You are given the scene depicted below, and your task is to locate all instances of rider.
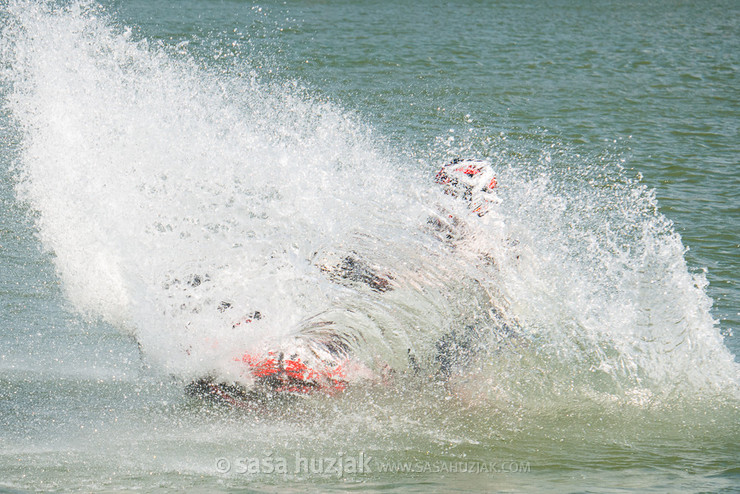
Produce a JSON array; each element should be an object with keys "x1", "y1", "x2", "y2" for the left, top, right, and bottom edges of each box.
[{"x1": 188, "y1": 158, "x2": 499, "y2": 404}]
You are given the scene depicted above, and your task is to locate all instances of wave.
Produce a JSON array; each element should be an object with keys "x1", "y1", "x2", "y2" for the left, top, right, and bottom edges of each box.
[{"x1": 1, "y1": 0, "x2": 737, "y2": 407}]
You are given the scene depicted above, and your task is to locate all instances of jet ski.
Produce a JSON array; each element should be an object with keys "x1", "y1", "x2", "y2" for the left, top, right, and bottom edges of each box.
[{"x1": 186, "y1": 350, "x2": 349, "y2": 407}]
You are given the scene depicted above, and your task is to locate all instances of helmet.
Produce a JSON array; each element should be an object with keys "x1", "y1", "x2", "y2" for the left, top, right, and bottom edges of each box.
[{"x1": 435, "y1": 158, "x2": 498, "y2": 216}]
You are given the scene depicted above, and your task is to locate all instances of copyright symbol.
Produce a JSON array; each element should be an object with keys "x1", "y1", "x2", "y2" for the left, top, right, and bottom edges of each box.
[{"x1": 215, "y1": 457, "x2": 231, "y2": 473}]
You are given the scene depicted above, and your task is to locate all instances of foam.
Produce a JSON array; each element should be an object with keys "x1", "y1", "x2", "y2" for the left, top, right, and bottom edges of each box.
[{"x1": 2, "y1": 0, "x2": 737, "y2": 401}]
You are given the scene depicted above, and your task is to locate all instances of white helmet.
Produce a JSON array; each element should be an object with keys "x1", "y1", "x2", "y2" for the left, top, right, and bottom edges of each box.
[{"x1": 435, "y1": 158, "x2": 499, "y2": 216}]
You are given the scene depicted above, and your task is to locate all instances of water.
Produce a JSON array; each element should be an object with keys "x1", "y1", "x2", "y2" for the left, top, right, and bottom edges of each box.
[{"x1": 0, "y1": 0, "x2": 738, "y2": 492}]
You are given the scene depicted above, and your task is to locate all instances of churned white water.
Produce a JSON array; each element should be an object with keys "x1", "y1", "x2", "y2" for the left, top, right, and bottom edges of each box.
[{"x1": 1, "y1": 0, "x2": 736, "y2": 404}]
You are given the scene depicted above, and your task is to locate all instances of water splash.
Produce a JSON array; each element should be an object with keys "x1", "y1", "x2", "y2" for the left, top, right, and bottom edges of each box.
[{"x1": 1, "y1": 0, "x2": 737, "y2": 406}]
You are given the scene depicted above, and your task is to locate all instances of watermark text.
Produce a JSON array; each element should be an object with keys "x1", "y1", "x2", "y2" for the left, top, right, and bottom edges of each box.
[{"x1": 214, "y1": 452, "x2": 530, "y2": 478}]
